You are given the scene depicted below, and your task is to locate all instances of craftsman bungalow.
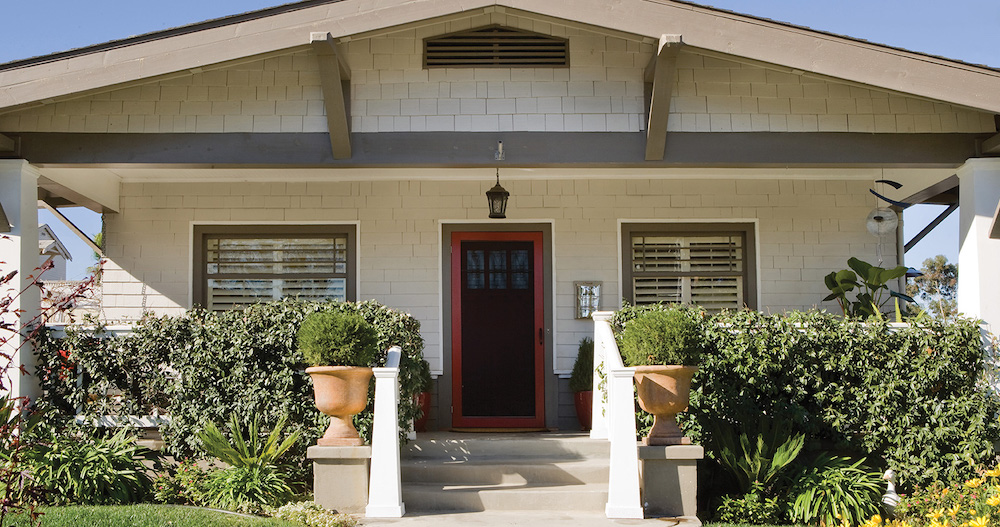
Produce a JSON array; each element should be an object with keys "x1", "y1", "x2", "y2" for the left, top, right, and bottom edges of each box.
[{"x1": 2, "y1": 0, "x2": 1000, "y2": 432}]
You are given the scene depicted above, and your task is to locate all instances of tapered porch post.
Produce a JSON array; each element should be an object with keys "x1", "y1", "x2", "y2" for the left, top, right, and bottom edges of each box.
[
  {"x1": 957, "y1": 159, "x2": 1000, "y2": 334},
  {"x1": 0, "y1": 160, "x2": 41, "y2": 403}
]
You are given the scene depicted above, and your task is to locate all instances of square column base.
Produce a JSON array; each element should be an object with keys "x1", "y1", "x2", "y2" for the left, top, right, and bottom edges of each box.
[
  {"x1": 639, "y1": 444, "x2": 703, "y2": 524},
  {"x1": 307, "y1": 445, "x2": 371, "y2": 513}
]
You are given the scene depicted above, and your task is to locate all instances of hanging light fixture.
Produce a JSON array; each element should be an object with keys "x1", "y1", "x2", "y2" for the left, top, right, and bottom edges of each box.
[
  {"x1": 486, "y1": 168, "x2": 509, "y2": 219},
  {"x1": 486, "y1": 140, "x2": 509, "y2": 219}
]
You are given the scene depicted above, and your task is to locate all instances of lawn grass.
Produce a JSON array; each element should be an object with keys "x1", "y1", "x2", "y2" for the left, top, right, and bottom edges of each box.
[{"x1": 0, "y1": 504, "x2": 306, "y2": 527}]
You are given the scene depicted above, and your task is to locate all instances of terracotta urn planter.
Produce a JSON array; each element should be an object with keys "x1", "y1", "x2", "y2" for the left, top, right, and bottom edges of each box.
[
  {"x1": 634, "y1": 365, "x2": 698, "y2": 446},
  {"x1": 306, "y1": 365, "x2": 373, "y2": 446},
  {"x1": 573, "y1": 390, "x2": 593, "y2": 431}
]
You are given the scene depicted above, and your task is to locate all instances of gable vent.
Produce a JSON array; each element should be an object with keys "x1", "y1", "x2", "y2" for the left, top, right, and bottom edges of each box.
[{"x1": 424, "y1": 25, "x2": 568, "y2": 68}]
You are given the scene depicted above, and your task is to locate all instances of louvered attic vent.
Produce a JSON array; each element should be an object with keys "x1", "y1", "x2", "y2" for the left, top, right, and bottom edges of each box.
[{"x1": 424, "y1": 25, "x2": 568, "y2": 68}]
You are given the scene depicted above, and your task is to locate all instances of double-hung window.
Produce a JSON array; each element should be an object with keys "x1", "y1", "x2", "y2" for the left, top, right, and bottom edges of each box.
[
  {"x1": 193, "y1": 225, "x2": 356, "y2": 311},
  {"x1": 622, "y1": 223, "x2": 756, "y2": 311}
]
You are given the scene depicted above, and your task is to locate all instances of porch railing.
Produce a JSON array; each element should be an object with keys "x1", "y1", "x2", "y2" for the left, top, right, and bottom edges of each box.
[
  {"x1": 591, "y1": 311, "x2": 643, "y2": 519},
  {"x1": 365, "y1": 345, "x2": 405, "y2": 518}
]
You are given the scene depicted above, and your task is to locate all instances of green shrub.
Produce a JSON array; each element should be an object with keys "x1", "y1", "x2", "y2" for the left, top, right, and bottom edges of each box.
[
  {"x1": 24, "y1": 427, "x2": 154, "y2": 505},
  {"x1": 153, "y1": 458, "x2": 207, "y2": 505},
  {"x1": 685, "y1": 309, "x2": 1000, "y2": 490},
  {"x1": 270, "y1": 501, "x2": 357, "y2": 527},
  {"x1": 784, "y1": 454, "x2": 883, "y2": 527},
  {"x1": 618, "y1": 305, "x2": 704, "y2": 366},
  {"x1": 715, "y1": 482, "x2": 784, "y2": 525},
  {"x1": 34, "y1": 299, "x2": 427, "y2": 486},
  {"x1": 569, "y1": 337, "x2": 594, "y2": 393},
  {"x1": 297, "y1": 311, "x2": 378, "y2": 367}
]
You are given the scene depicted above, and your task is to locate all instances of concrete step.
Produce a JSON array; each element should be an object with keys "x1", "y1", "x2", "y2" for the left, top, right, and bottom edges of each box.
[
  {"x1": 401, "y1": 458, "x2": 608, "y2": 486},
  {"x1": 400, "y1": 433, "x2": 611, "y2": 513},
  {"x1": 402, "y1": 481, "x2": 610, "y2": 512},
  {"x1": 404, "y1": 432, "x2": 609, "y2": 460}
]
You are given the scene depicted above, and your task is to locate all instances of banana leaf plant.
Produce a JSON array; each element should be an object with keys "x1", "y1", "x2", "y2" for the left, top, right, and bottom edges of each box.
[{"x1": 823, "y1": 257, "x2": 914, "y2": 318}]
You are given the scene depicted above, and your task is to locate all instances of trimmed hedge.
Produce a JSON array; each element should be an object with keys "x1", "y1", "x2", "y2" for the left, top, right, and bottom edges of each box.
[
  {"x1": 612, "y1": 305, "x2": 1000, "y2": 490},
  {"x1": 34, "y1": 299, "x2": 425, "y2": 482}
]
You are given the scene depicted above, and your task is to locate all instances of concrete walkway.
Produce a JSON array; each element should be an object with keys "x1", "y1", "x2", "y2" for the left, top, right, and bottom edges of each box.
[{"x1": 362, "y1": 511, "x2": 701, "y2": 526}]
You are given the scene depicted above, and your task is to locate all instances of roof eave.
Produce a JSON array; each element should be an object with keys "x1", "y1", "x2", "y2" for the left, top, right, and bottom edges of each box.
[{"x1": 2, "y1": 0, "x2": 1000, "y2": 114}]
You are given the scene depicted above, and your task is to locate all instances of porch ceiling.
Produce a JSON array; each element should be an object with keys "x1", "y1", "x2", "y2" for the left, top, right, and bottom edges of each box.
[
  {"x1": 2, "y1": 0, "x2": 1000, "y2": 115},
  {"x1": 36, "y1": 170, "x2": 121, "y2": 213}
]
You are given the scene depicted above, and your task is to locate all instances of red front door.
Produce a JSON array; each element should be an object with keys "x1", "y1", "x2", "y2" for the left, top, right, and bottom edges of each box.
[{"x1": 451, "y1": 231, "x2": 545, "y2": 428}]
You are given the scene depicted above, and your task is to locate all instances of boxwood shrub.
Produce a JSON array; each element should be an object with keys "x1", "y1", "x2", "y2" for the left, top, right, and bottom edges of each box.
[
  {"x1": 613, "y1": 305, "x2": 1000, "y2": 490},
  {"x1": 34, "y1": 299, "x2": 426, "y2": 483}
]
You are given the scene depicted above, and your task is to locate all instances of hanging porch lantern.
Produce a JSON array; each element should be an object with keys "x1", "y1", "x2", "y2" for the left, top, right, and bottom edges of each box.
[{"x1": 486, "y1": 168, "x2": 509, "y2": 219}]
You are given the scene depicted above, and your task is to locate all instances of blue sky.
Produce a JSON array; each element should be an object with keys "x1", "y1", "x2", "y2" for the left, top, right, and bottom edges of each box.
[{"x1": 6, "y1": 0, "x2": 998, "y2": 278}]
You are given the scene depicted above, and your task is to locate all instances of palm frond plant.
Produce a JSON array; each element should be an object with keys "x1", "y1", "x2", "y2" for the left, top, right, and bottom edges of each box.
[
  {"x1": 710, "y1": 417, "x2": 805, "y2": 493},
  {"x1": 197, "y1": 413, "x2": 301, "y2": 513}
]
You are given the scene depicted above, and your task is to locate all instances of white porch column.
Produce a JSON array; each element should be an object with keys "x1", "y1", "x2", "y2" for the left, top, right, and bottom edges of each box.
[
  {"x1": 958, "y1": 158, "x2": 1000, "y2": 334},
  {"x1": 0, "y1": 160, "x2": 41, "y2": 402}
]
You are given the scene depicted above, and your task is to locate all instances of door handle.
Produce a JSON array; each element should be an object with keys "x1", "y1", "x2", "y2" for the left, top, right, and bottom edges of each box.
[{"x1": 538, "y1": 327, "x2": 544, "y2": 346}]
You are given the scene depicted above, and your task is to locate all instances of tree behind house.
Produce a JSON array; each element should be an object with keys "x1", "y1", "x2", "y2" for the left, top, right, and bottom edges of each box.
[{"x1": 906, "y1": 255, "x2": 958, "y2": 320}]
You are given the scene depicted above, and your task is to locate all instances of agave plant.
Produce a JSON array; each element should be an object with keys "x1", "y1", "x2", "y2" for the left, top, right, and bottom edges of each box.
[{"x1": 197, "y1": 413, "x2": 301, "y2": 513}]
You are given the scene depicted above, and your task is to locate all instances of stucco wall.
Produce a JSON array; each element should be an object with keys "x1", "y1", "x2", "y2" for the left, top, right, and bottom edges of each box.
[
  {"x1": 1, "y1": 12, "x2": 994, "y2": 134},
  {"x1": 100, "y1": 171, "x2": 894, "y2": 374}
]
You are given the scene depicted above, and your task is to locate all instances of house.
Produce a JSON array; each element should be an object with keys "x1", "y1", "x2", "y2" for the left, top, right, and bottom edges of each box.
[
  {"x1": 2, "y1": 0, "x2": 999, "y2": 431},
  {"x1": 38, "y1": 223, "x2": 72, "y2": 281}
]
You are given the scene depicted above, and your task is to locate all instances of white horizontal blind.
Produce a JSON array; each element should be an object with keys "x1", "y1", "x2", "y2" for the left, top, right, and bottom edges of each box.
[
  {"x1": 631, "y1": 234, "x2": 744, "y2": 311},
  {"x1": 205, "y1": 236, "x2": 349, "y2": 310}
]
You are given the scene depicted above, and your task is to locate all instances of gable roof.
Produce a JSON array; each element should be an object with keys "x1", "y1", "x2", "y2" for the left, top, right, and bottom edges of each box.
[
  {"x1": 2, "y1": 0, "x2": 1000, "y2": 114},
  {"x1": 39, "y1": 224, "x2": 73, "y2": 261}
]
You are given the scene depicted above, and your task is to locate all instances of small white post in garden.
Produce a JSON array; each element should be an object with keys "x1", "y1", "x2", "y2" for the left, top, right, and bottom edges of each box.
[
  {"x1": 365, "y1": 346, "x2": 405, "y2": 518},
  {"x1": 590, "y1": 311, "x2": 614, "y2": 440}
]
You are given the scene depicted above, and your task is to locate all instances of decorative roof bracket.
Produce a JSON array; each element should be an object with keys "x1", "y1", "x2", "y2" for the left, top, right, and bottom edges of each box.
[
  {"x1": 644, "y1": 34, "x2": 683, "y2": 161},
  {"x1": 311, "y1": 32, "x2": 353, "y2": 160}
]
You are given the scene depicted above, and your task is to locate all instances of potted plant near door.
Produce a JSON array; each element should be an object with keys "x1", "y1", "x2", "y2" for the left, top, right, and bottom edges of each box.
[
  {"x1": 298, "y1": 309, "x2": 378, "y2": 446},
  {"x1": 619, "y1": 305, "x2": 704, "y2": 445},
  {"x1": 413, "y1": 359, "x2": 433, "y2": 433},
  {"x1": 569, "y1": 337, "x2": 594, "y2": 431}
]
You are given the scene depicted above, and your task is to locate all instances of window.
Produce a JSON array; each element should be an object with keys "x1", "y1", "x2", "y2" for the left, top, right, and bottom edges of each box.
[
  {"x1": 193, "y1": 225, "x2": 356, "y2": 310},
  {"x1": 622, "y1": 223, "x2": 756, "y2": 311}
]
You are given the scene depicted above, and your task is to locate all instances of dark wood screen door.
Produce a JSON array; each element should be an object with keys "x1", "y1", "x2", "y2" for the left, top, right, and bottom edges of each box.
[{"x1": 451, "y1": 231, "x2": 544, "y2": 428}]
